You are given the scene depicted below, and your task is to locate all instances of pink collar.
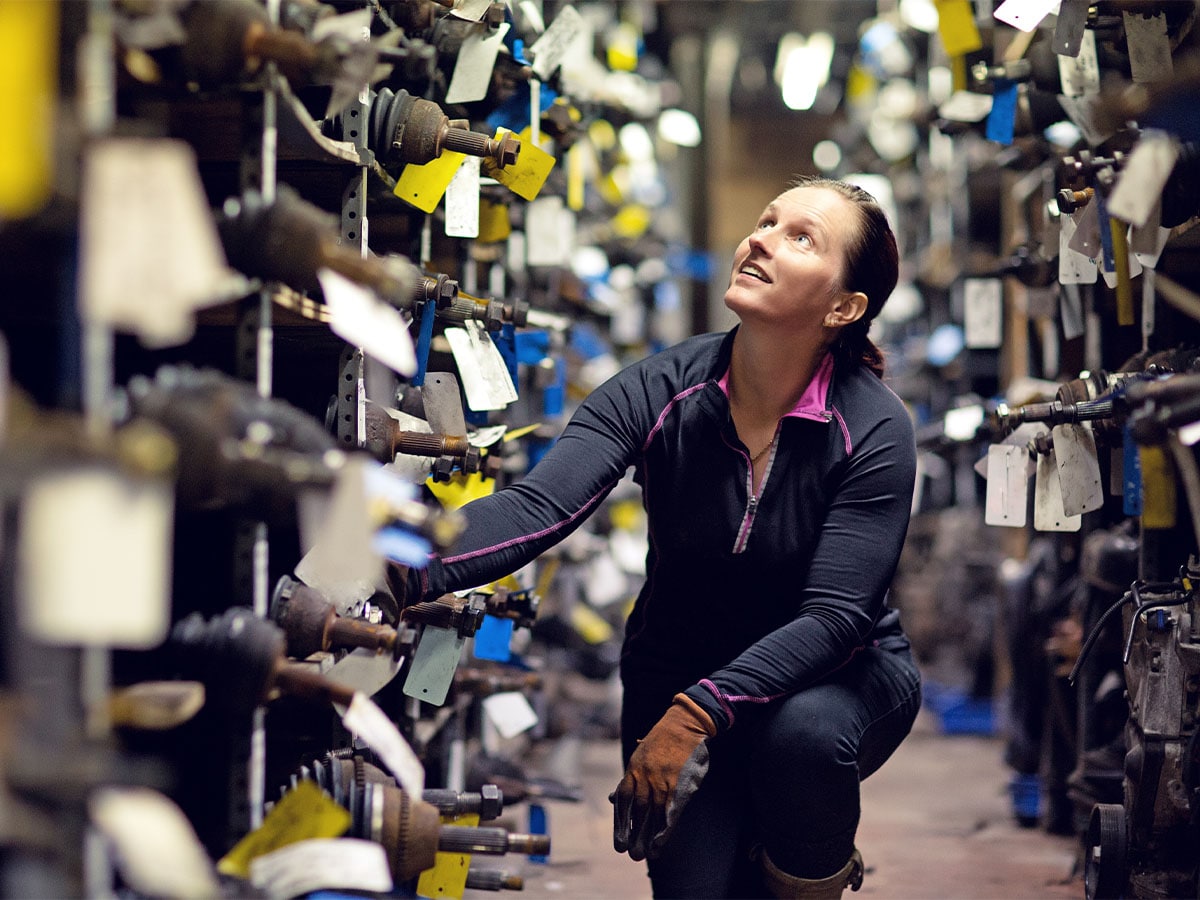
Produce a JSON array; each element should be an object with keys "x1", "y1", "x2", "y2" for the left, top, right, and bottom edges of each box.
[{"x1": 718, "y1": 352, "x2": 834, "y2": 418}]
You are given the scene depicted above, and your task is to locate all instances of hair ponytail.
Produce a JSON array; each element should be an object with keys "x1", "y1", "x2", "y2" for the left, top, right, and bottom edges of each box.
[{"x1": 791, "y1": 176, "x2": 899, "y2": 379}]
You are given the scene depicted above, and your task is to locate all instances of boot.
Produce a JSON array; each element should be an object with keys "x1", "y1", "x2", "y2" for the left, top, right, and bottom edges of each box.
[{"x1": 759, "y1": 847, "x2": 864, "y2": 899}]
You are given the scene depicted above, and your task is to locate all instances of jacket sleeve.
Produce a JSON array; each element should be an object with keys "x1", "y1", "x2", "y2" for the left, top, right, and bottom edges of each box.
[
  {"x1": 683, "y1": 399, "x2": 917, "y2": 733},
  {"x1": 414, "y1": 363, "x2": 657, "y2": 600}
]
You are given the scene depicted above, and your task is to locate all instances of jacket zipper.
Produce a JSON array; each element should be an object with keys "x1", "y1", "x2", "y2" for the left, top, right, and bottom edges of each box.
[{"x1": 730, "y1": 410, "x2": 833, "y2": 554}]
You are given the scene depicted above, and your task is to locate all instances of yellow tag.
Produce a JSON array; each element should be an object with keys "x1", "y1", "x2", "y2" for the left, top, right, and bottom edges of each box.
[
  {"x1": 426, "y1": 471, "x2": 496, "y2": 510},
  {"x1": 482, "y1": 130, "x2": 555, "y2": 201},
  {"x1": 477, "y1": 198, "x2": 512, "y2": 243},
  {"x1": 609, "y1": 498, "x2": 644, "y2": 533},
  {"x1": 216, "y1": 781, "x2": 350, "y2": 878},
  {"x1": 394, "y1": 151, "x2": 467, "y2": 213},
  {"x1": 415, "y1": 813, "x2": 479, "y2": 899},
  {"x1": 612, "y1": 204, "x2": 651, "y2": 240},
  {"x1": 950, "y1": 54, "x2": 968, "y2": 93},
  {"x1": 503, "y1": 423, "x2": 542, "y2": 443},
  {"x1": 606, "y1": 22, "x2": 640, "y2": 71},
  {"x1": 566, "y1": 144, "x2": 585, "y2": 212},
  {"x1": 588, "y1": 119, "x2": 617, "y2": 152},
  {"x1": 935, "y1": 0, "x2": 983, "y2": 57},
  {"x1": 570, "y1": 602, "x2": 614, "y2": 645},
  {"x1": 1139, "y1": 445, "x2": 1177, "y2": 530},
  {"x1": 1111, "y1": 218, "x2": 1134, "y2": 326},
  {"x1": 844, "y1": 64, "x2": 877, "y2": 107},
  {"x1": 0, "y1": 0, "x2": 57, "y2": 219}
]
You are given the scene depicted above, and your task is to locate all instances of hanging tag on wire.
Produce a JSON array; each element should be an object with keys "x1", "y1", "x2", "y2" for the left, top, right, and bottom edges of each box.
[
  {"x1": 1052, "y1": 423, "x2": 1104, "y2": 516},
  {"x1": 444, "y1": 321, "x2": 519, "y2": 412},
  {"x1": 1107, "y1": 133, "x2": 1178, "y2": 227},
  {"x1": 445, "y1": 21, "x2": 510, "y2": 104},
  {"x1": 403, "y1": 626, "x2": 465, "y2": 707},
  {"x1": 985, "y1": 81, "x2": 1018, "y2": 145},
  {"x1": 993, "y1": 0, "x2": 1058, "y2": 31},
  {"x1": 1123, "y1": 11, "x2": 1173, "y2": 83},
  {"x1": 529, "y1": 4, "x2": 584, "y2": 79},
  {"x1": 445, "y1": 156, "x2": 481, "y2": 238},
  {"x1": 1059, "y1": 213, "x2": 1098, "y2": 284},
  {"x1": 1053, "y1": 0, "x2": 1089, "y2": 57},
  {"x1": 963, "y1": 278, "x2": 1003, "y2": 348},
  {"x1": 1057, "y1": 30, "x2": 1100, "y2": 96},
  {"x1": 1034, "y1": 449, "x2": 1082, "y2": 532},
  {"x1": 984, "y1": 444, "x2": 1030, "y2": 527}
]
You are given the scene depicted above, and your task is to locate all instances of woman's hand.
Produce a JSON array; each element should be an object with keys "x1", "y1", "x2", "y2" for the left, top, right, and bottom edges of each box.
[{"x1": 610, "y1": 693, "x2": 717, "y2": 861}]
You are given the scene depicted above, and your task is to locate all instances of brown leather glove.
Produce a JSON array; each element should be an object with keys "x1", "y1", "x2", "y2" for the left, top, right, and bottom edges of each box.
[{"x1": 611, "y1": 693, "x2": 717, "y2": 861}]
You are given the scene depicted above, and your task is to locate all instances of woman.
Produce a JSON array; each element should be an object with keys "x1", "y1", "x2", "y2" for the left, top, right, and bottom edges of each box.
[{"x1": 403, "y1": 177, "x2": 921, "y2": 898}]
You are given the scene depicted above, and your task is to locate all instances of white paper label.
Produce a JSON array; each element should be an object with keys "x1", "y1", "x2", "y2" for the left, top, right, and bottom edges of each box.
[
  {"x1": 1057, "y1": 30, "x2": 1100, "y2": 97},
  {"x1": 19, "y1": 467, "x2": 172, "y2": 648},
  {"x1": 526, "y1": 195, "x2": 573, "y2": 267},
  {"x1": 80, "y1": 138, "x2": 244, "y2": 347},
  {"x1": 482, "y1": 691, "x2": 540, "y2": 739},
  {"x1": 1123, "y1": 12, "x2": 1173, "y2": 83},
  {"x1": 341, "y1": 692, "x2": 425, "y2": 797},
  {"x1": 963, "y1": 278, "x2": 1003, "y2": 349},
  {"x1": 321, "y1": 268, "x2": 417, "y2": 377},
  {"x1": 985, "y1": 445, "x2": 1030, "y2": 528},
  {"x1": 530, "y1": 5, "x2": 585, "y2": 80},
  {"x1": 445, "y1": 156, "x2": 481, "y2": 238},
  {"x1": 1107, "y1": 134, "x2": 1179, "y2": 227},
  {"x1": 1052, "y1": 423, "x2": 1104, "y2": 516},
  {"x1": 250, "y1": 838, "x2": 392, "y2": 899},
  {"x1": 444, "y1": 322, "x2": 519, "y2": 412},
  {"x1": 294, "y1": 457, "x2": 382, "y2": 615},
  {"x1": 1133, "y1": 224, "x2": 1171, "y2": 270},
  {"x1": 938, "y1": 91, "x2": 993, "y2": 123},
  {"x1": 445, "y1": 21, "x2": 511, "y2": 105},
  {"x1": 993, "y1": 0, "x2": 1059, "y2": 32},
  {"x1": 1034, "y1": 450, "x2": 1082, "y2": 532},
  {"x1": 1059, "y1": 214, "x2": 1099, "y2": 284}
]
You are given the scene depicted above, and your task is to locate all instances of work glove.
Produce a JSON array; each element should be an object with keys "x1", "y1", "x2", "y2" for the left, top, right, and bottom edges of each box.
[{"x1": 611, "y1": 693, "x2": 718, "y2": 861}]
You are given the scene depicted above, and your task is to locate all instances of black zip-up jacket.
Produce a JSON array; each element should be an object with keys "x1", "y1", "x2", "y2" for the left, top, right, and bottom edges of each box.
[{"x1": 414, "y1": 328, "x2": 917, "y2": 733}]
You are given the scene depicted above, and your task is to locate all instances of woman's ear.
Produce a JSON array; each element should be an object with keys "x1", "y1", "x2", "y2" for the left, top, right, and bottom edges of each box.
[{"x1": 825, "y1": 291, "x2": 869, "y2": 328}]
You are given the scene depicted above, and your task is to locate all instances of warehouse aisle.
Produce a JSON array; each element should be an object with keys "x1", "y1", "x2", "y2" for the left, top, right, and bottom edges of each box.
[{"x1": 477, "y1": 709, "x2": 1083, "y2": 900}]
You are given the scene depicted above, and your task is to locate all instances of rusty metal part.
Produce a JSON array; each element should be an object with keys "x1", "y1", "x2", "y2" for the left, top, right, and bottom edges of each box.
[{"x1": 271, "y1": 576, "x2": 402, "y2": 659}]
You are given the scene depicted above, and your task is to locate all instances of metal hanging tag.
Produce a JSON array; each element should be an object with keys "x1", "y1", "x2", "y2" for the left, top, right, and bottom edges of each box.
[
  {"x1": 445, "y1": 21, "x2": 510, "y2": 104},
  {"x1": 444, "y1": 321, "x2": 520, "y2": 412},
  {"x1": 1053, "y1": 0, "x2": 1090, "y2": 57},
  {"x1": 403, "y1": 626, "x2": 466, "y2": 706},
  {"x1": 530, "y1": 5, "x2": 584, "y2": 80},
  {"x1": 1052, "y1": 422, "x2": 1104, "y2": 516},
  {"x1": 1122, "y1": 11, "x2": 1173, "y2": 83},
  {"x1": 326, "y1": 647, "x2": 403, "y2": 698},
  {"x1": 1034, "y1": 449, "x2": 1083, "y2": 532},
  {"x1": 294, "y1": 457, "x2": 382, "y2": 615},
  {"x1": 1107, "y1": 133, "x2": 1179, "y2": 227},
  {"x1": 420, "y1": 371, "x2": 470, "y2": 436},
  {"x1": 985, "y1": 444, "x2": 1030, "y2": 527}
]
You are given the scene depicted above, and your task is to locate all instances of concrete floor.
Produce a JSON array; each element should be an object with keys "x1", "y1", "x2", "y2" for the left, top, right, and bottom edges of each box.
[{"x1": 468, "y1": 709, "x2": 1084, "y2": 899}]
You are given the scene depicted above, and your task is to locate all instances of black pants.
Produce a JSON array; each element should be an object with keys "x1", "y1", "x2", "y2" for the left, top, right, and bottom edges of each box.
[{"x1": 620, "y1": 646, "x2": 922, "y2": 899}]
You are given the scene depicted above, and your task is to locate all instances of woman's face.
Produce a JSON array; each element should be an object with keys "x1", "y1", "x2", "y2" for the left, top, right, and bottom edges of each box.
[{"x1": 723, "y1": 186, "x2": 862, "y2": 329}]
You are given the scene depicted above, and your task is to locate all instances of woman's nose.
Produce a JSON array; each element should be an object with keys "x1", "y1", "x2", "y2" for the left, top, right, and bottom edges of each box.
[{"x1": 747, "y1": 228, "x2": 771, "y2": 254}]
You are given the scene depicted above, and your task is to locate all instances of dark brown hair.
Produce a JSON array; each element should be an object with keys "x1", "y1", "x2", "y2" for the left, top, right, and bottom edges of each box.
[{"x1": 790, "y1": 176, "x2": 899, "y2": 377}]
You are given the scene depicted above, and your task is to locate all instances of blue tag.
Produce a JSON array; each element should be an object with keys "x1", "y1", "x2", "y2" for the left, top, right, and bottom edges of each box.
[
  {"x1": 495, "y1": 323, "x2": 518, "y2": 387},
  {"x1": 412, "y1": 300, "x2": 437, "y2": 387},
  {"x1": 1095, "y1": 190, "x2": 1116, "y2": 271},
  {"x1": 986, "y1": 81, "x2": 1018, "y2": 145},
  {"x1": 1123, "y1": 422, "x2": 1142, "y2": 515},
  {"x1": 527, "y1": 803, "x2": 549, "y2": 863},
  {"x1": 373, "y1": 526, "x2": 432, "y2": 568},
  {"x1": 473, "y1": 615, "x2": 514, "y2": 662}
]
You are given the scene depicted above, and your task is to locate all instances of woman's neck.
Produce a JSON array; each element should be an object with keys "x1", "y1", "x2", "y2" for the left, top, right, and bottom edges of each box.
[{"x1": 728, "y1": 325, "x2": 826, "y2": 424}]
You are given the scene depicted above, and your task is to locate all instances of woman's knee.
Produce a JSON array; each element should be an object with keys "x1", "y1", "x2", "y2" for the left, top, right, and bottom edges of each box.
[{"x1": 752, "y1": 689, "x2": 859, "y2": 773}]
